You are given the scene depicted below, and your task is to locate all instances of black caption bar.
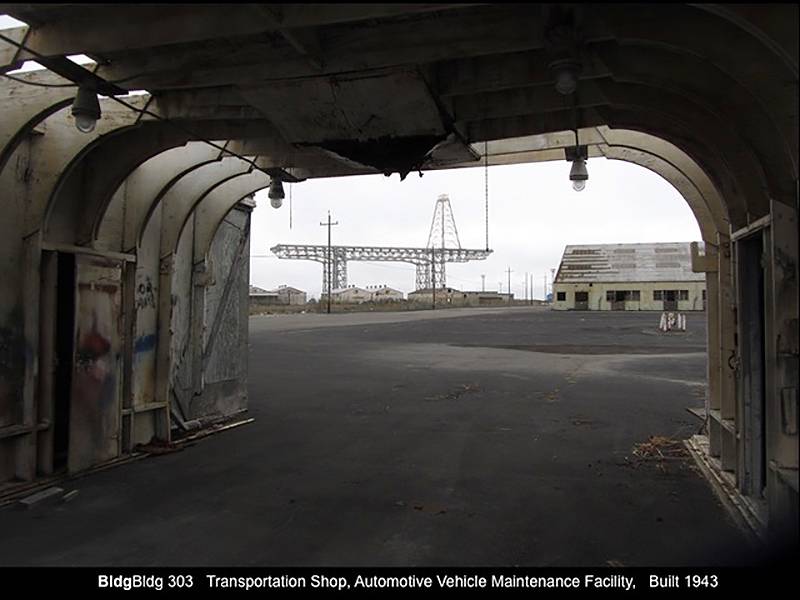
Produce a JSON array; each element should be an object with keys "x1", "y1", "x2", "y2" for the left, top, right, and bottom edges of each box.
[{"x1": 2, "y1": 566, "x2": 795, "y2": 596}]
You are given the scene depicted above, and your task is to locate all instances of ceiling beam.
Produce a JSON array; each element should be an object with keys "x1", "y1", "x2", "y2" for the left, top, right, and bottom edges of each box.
[
  {"x1": 435, "y1": 45, "x2": 613, "y2": 97},
  {"x1": 92, "y1": 6, "x2": 615, "y2": 90},
  {"x1": 4, "y1": 4, "x2": 485, "y2": 60},
  {"x1": 451, "y1": 81, "x2": 610, "y2": 123}
]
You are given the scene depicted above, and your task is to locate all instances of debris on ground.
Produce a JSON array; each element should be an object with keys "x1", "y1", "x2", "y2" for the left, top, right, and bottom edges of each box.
[
  {"x1": 632, "y1": 436, "x2": 689, "y2": 460},
  {"x1": 425, "y1": 383, "x2": 481, "y2": 401},
  {"x1": 627, "y1": 436, "x2": 692, "y2": 474}
]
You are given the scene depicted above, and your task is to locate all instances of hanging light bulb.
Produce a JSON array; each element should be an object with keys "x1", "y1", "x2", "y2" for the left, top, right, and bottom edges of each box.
[
  {"x1": 268, "y1": 178, "x2": 284, "y2": 209},
  {"x1": 569, "y1": 156, "x2": 588, "y2": 192},
  {"x1": 71, "y1": 86, "x2": 101, "y2": 133},
  {"x1": 550, "y1": 59, "x2": 581, "y2": 96}
]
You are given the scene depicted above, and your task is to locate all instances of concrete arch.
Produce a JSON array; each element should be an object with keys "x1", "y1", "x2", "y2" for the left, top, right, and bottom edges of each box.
[
  {"x1": 0, "y1": 71, "x2": 75, "y2": 172},
  {"x1": 96, "y1": 142, "x2": 228, "y2": 252},
  {"x1": 44, "y1": 118, "x2": 274, "y2": 246},
  {"x1": 156, "y1": 157, "x2": 255, "y2": 258},
  {"x1": 192, "y1": 171, "x2": 271, "y2": 260},
  {"x1": 595, "y1": 127, "x2": 729, "y2": 234}
]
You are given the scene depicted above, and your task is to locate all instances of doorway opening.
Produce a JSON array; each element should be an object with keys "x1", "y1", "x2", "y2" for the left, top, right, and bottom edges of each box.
[{"x1": 53, "y1": 252, "x2": 75, "y2": 472}]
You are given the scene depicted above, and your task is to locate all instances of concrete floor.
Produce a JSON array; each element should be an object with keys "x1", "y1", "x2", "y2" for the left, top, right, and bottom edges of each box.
[{"x1": 0, "y1": 307, "x2": 751, "y2": 566}]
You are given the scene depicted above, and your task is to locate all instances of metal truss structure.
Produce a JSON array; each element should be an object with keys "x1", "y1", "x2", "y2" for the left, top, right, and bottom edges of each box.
[
  {"x1": 426, "y1": 194, "x2": 462, "y2": 289},
  {"x1": 270, "y1": 244, "x2": 492, "y2": 294}
]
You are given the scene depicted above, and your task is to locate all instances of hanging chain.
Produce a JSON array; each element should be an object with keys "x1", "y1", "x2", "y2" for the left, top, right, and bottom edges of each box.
[{"x1": 484, "y1": 140, "x2": 489, "y2": 251}]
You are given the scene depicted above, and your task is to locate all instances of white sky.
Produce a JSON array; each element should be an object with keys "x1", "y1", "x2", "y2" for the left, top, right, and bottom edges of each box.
[{"x1": 250, "y1": 159, "x2": 702, "y2": 300}]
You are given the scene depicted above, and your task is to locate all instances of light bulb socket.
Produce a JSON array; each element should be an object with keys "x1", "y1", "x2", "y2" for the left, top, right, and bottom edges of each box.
[
  {"x1": 268, "y1": 178, "x2": 285, "y2": 208},
  {"x1": 569, "y1": 157, "x2": 588, "y2": 182},
  {"x1": 71, "y1": 86, "x2": 101, "y2": 132}
]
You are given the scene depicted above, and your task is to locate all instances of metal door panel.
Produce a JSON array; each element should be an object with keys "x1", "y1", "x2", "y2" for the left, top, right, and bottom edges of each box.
[{"x1": 68, "y1": 255, "x2": 123, "y2": 472}]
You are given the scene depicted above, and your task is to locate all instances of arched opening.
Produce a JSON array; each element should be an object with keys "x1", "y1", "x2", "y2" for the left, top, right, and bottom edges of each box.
[{"x1": 0, "y1": 3, "x2": 795, "y2": 567}]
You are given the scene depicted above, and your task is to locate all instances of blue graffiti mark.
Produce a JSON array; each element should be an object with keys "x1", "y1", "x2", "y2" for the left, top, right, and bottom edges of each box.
[{"x1": 134, "y1": 334, "x2": 157, "y2": 354}]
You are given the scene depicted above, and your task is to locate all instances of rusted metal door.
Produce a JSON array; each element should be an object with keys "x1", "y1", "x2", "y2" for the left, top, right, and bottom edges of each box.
[{"x1": 68, "y1": 255, "x2": 123, "y2": 472}]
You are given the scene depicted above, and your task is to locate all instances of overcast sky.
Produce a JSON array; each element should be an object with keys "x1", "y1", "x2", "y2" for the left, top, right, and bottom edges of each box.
[{"x1": 250, "y1": 159, "x2": 702, "y2": 300}]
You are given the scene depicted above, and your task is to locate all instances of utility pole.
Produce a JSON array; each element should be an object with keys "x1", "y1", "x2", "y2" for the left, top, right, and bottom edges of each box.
[
  {"x1": 431, "y1": 246, "x2": 436, "y2": 310},
  {"x1": 481, "y1": 274, "x2": 485, "y2": 292},
  {"x1": 320, "y1": 211, "x2": 338, "y2": 314},
  {"x1": 543, "y1": 274, "x2": 547, "y2": 302},
  {"x1": 550, "y1": 268, "x2": 556, "y2": 304},
  {"x1": 506, "y1": 267, "x2": 512, "y2": 304},
  {"x1": 524, "y1": 272, "x2": 528, "y2": 303},
  {"x1": 530, "y1": 274, "x2": 534, "y2": 305}
]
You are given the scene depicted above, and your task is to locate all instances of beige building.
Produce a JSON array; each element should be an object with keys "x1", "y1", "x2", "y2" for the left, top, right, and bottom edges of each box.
[
  {"x1": 331, "y1": 286, "x2": 372, "y2": 303},
  {"x1": 365, "y1": 285, "x2": 404, "y2": 302},
  {"x1": 552, "y1": 242, "x2": 706, "y2": 311},
  {"x1": 409, "y1": 288, "x2": 512, "y2": 306},
  {"x1": 275, "y1": 285, "x2": 307, "y2": 305}
]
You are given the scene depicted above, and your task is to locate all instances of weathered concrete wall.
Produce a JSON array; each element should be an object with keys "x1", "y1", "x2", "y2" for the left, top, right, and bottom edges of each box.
[
  {"x1": 0, "y1": 134, "x2": 32, "y2": 433},
  {"x1": 132, "y1": 205, "x2": 161, "y2": 413}
]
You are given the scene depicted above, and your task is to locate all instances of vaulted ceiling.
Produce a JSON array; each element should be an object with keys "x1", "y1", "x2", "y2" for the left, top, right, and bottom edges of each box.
[{"x1": 2, "y1": 4, "x2": 797, "y2": 212}]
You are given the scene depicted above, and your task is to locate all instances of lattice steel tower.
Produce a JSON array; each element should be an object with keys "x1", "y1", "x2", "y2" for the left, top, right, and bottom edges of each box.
[
  {"x1": 422, "y1": 194, "x2": 461, "y2": 289},
  {"x1": 272, "y1": 193, "x2": 491, "y2": 293}
]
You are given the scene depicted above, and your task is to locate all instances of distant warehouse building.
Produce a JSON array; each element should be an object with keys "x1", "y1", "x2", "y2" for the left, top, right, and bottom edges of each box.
[
  {"x1": 249, "y1": 284, "x2": 307, "y2": 306},
  {"x1": 408, "y1": 288, "x2": 512, "y2": 306},
  {"x1": 552, "y1": 242, "x2": 706, "y2": 311},
  {"x1": 365, "y1": 285, "x2": 404, "y2": 302}
]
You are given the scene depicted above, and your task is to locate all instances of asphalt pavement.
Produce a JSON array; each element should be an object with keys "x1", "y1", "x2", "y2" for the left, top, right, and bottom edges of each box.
[{"x1": 0, "y1": 307, "x2": 751, "y2": 566}]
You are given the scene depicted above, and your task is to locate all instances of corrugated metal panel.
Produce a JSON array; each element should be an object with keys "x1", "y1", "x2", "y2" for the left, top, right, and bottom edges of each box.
[{"x1": 555, "y1": 242, "x2": 705, "y2": 283}]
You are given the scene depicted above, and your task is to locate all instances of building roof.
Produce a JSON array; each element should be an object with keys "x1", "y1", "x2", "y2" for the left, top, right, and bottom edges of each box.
[
  {"x1": 274, "y1": 286, "x2": 306, "y2": 294},
  {"x1": 249, "y1": 285, "x2": 277, "y2": 296},
  {"x1": 409, "y1": 287, "x2": 461, "y2": 294},
  {"x1": 331, "y1": 286, "x2": 370, "y2": 295},
  {"x1": 554, "y1": 242, "x2": 705, "y2": 284}
]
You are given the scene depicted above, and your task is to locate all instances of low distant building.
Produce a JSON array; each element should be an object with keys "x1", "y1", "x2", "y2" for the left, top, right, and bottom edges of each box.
[
  {"x1": 249, "y1": 285, "x2": 280, "y2": 305},
  {"x1": 365, "y1": 284, "x2": 404, "y2": 302},
  {"x1": 331, "y1": 286, "x2": 372, "y2": 303},
  {"x1": 275, "y1": 285, "x2": 307, "y2": 305},
  {"x1": 552, "y1": 242, "x2": 706, "y2": 311},
  {"x1": 408, "y1": 288, "x2": 512, "y2": 306},
  {"x1": 249, "y1": 284, "x2": 306, "y2": 306}
]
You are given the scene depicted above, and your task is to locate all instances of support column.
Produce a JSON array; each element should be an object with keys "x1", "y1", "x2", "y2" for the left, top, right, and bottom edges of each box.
[
  {"x1": 766, "y1": 198, "x2": 799, "y2": 542},
  {"x1": 718, "y1": 233, "x2": 738, "y2": 471}
]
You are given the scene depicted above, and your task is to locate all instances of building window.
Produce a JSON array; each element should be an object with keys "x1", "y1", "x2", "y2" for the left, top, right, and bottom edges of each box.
[
  {"x1": 630, "y1": 290, "x2": 641, "y2": 301},
  {"x1": 654, "y1": 290, "x2": 663, "y2": 301},
  {"x1": 557, "y1": 292, "x2": 566, "y2": 301},
  {"x1": 574, "y1": 292, "x2": 589, "y2": 302},
  {"x1": 702, "y1": 289, "x2": 706, "y2": 300},
  {"x1": 679, "y1": 290, "x2": 689, "y2": 301},
  {"x1": 606, "y1": 290, "x2": 615, "y2": 302}
]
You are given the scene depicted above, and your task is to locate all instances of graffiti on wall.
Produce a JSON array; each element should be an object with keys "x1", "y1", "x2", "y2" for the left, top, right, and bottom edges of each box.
[
  {"x1": 69, "y1": 260, "x2": 121, "y2": 472},
  {"x1": 135, "y1": 276, "x2": 156, "y2": 310}
]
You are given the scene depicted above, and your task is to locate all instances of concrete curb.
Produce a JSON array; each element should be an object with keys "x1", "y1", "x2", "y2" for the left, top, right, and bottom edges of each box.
[{"x1": 684, "y1": 435, "x2": 766, "y2": 547}]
